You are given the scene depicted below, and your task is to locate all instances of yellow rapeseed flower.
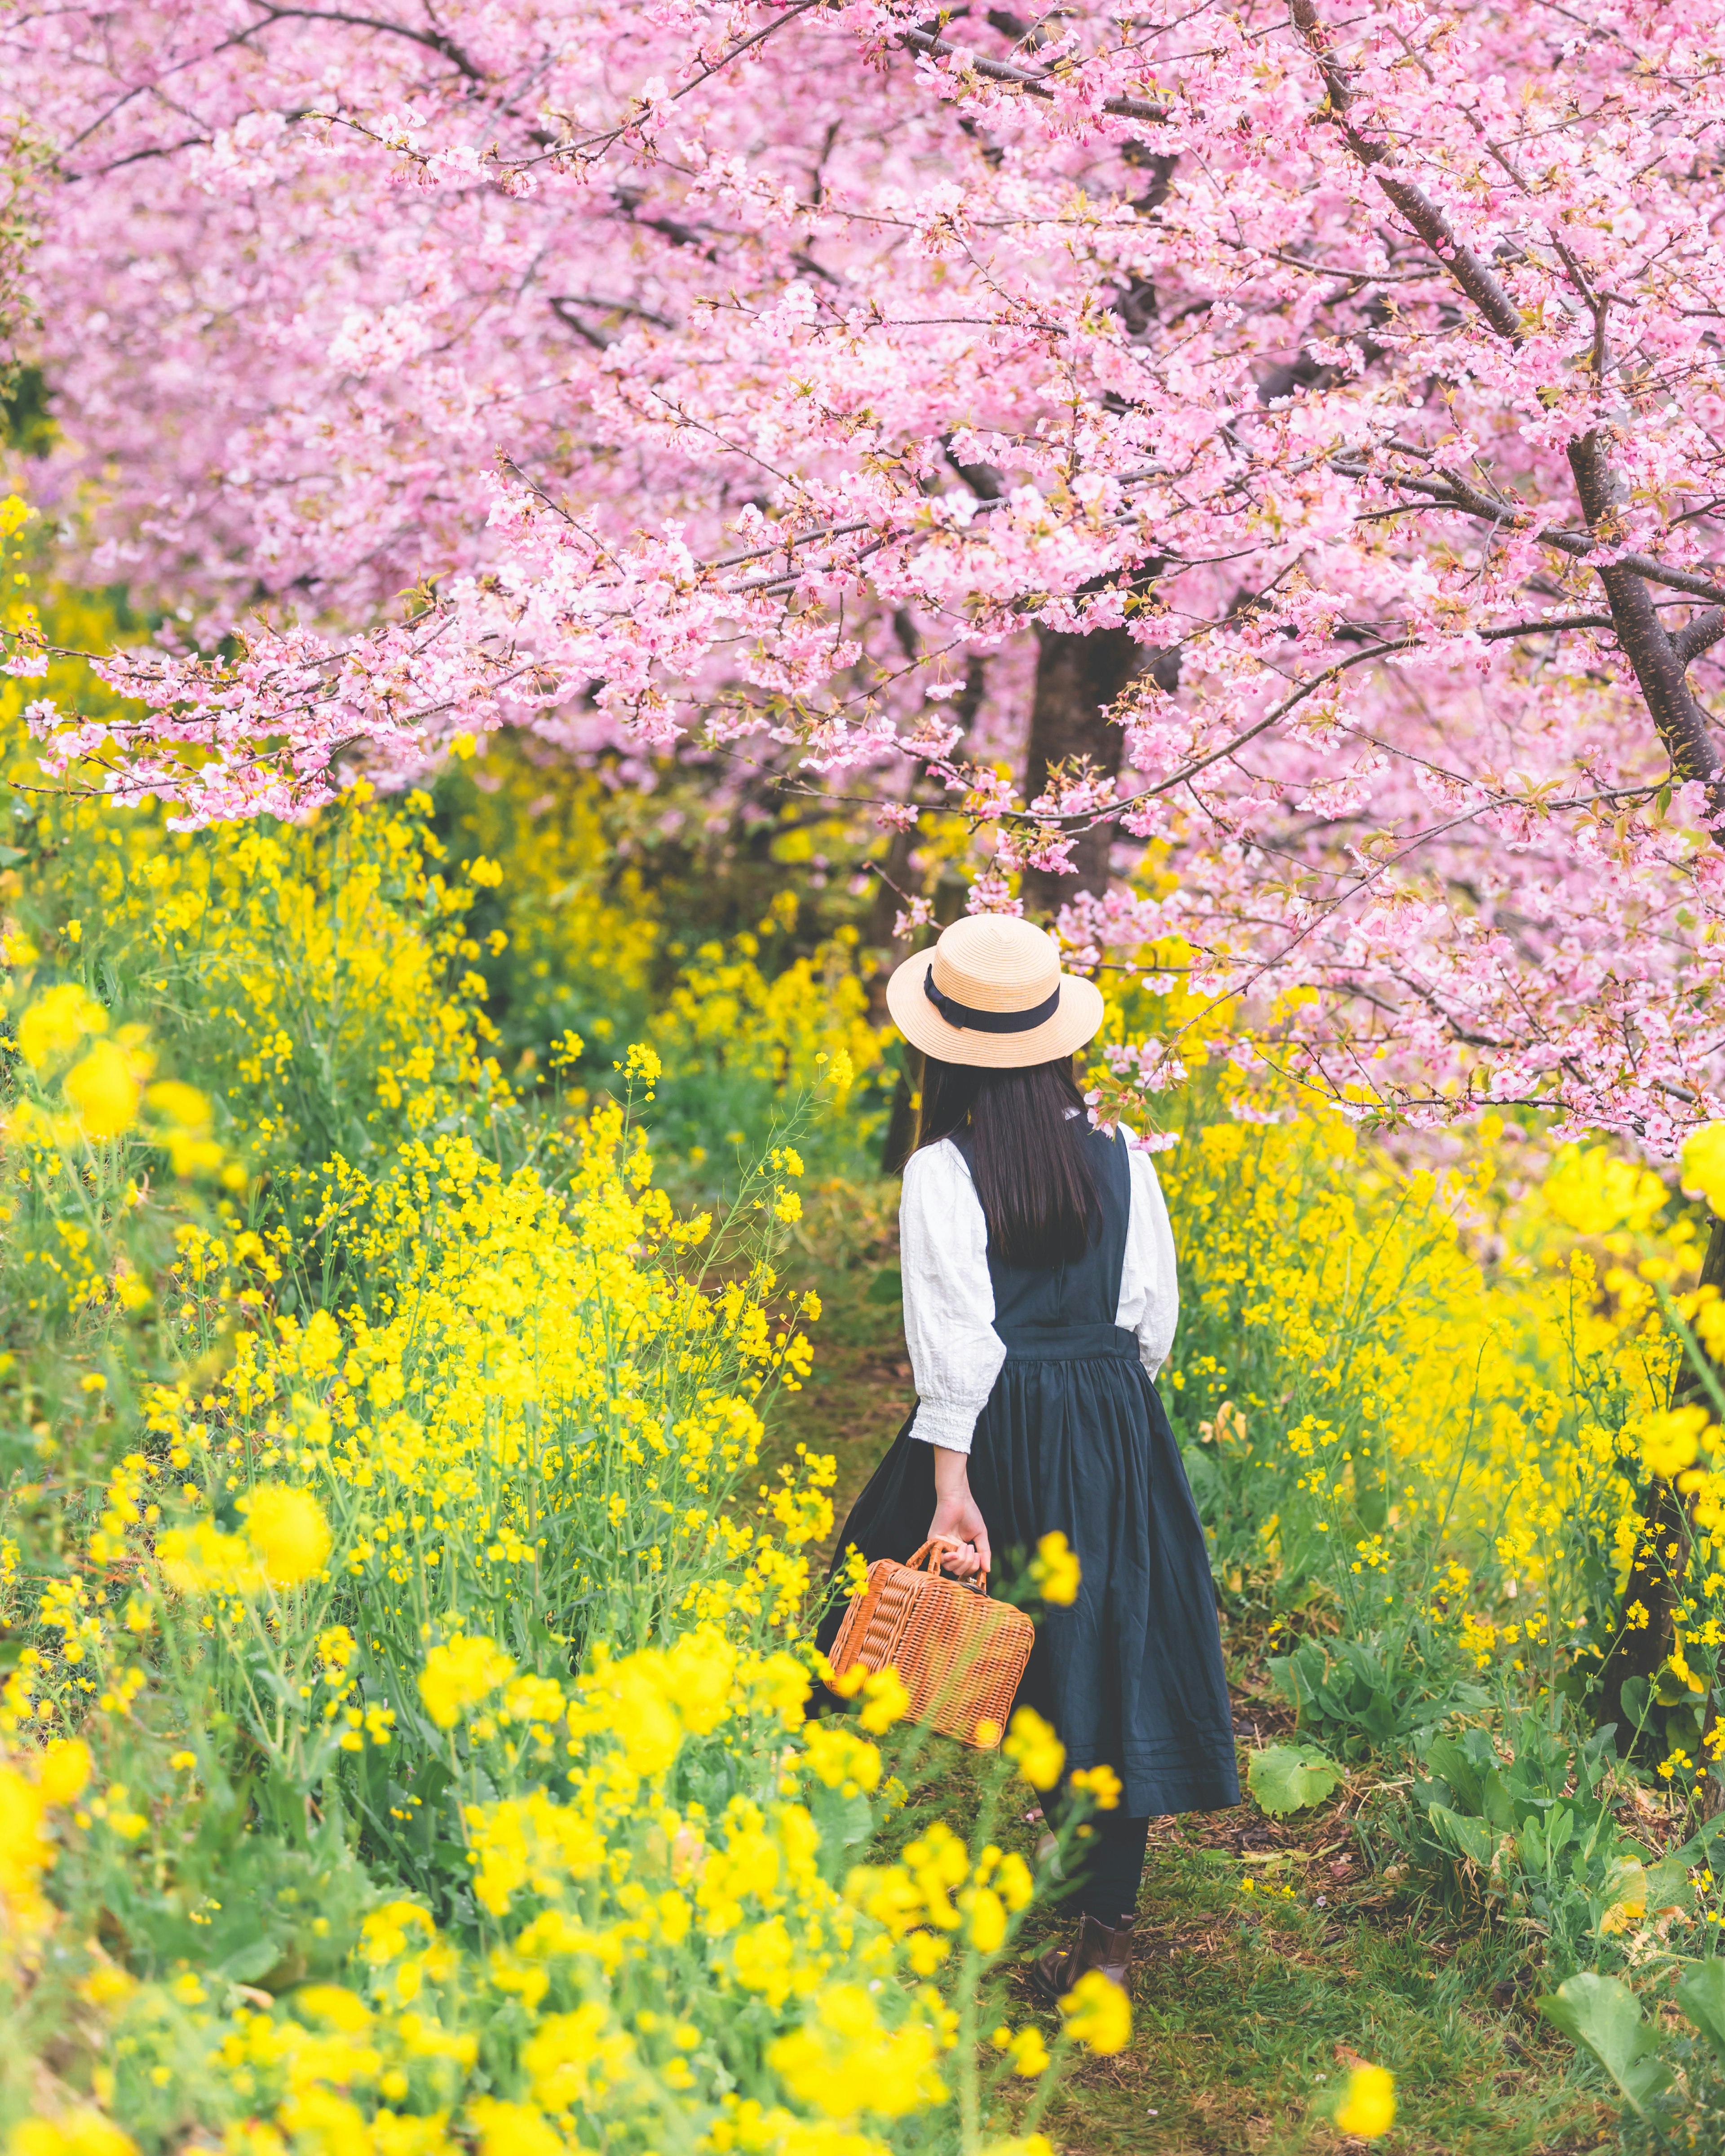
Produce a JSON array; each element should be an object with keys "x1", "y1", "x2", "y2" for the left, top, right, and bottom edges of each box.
[
  {"x1": 10, "y1": 2114, "x2": 138, "y2": 2156},
  {"x1": 63, "y1": 1039, "x2": 142, "y2": 1139},
  {"x1": 1683, "y1": 1123, "x2": 1725, "y2": 1217},
  {"x1": 420, "y1": 1636, "x2": 517, "y2": 1730},
  {"x1": 1028, "y1": 1529, "x2": 1081, "y2": 1606},
  {"x1": 242, "y1": 1487, "x2": 332, "y2": 1588},
  {"x1": 292, "y1": 1985, "x2": 373, "y2": 2034},
  {"x1": 1003, "y1": 1705, "x2": 1065, "y2": 1791},
  {"x1": 966, "y1": 1886, "x2": 1007, "y2": 1953},
  {"x1": 144, "y1": 1079, "x2": 208, "y2": 1130},
  {"x1": 798, "y1": 1724, "x2": 883, "y2": 1794},
  {"x1": 466, "y1": 2099, "x2": 565, "y2": 2156},
  {"x1": 360, "y1": 1902, "x2": 434, "y2": 1962},
  {"x1": 38, "y1": 1738, "x2": 93, "y2": 1805},
  {"x1": 1069, "y1": 1764, "x2": 1122, "y2": 1810},
  {"x1": 1059, "y1": 1968, "x2": 1131, "y2": 2055},
  {"x1": 767, "y1": 1983, "x2": 946, "y2": 2120},
  {"x1": 144, "y1": 1080, "x2": 225, "y2": 1176},
  {"x1": 1543, "y1": 1144, "x2": 1664, "y2": 1237},
  {"x1": 156, "y1": 1519, "x2": 263, "y2": 1597},
  {"x1": 857, "y1": 1667, "x2": 910, "y2": 1735},
  {"x1": 1638, "y1": 1403, "x2": 1709, "y2": 1481},
  {"x1": 1006, "y1": 2025, "x2": 1050, "y2": 2077},
  {"x1": 1334, "y1": 2063, "x2": 1397, "y2": 2138},
  {"x1": 16, "y1": 982, "x2": 106, "y2": 1071}
]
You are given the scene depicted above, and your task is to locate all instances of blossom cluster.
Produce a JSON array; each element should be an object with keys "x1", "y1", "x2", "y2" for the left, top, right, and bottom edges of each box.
[{"x1": 6, "y1": 5, "x2": 1725, "y2": 1139}]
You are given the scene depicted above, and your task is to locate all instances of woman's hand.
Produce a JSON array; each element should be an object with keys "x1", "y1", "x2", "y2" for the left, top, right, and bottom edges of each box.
[{"x1": 928, "y1": 1445, "x2": 991, "y2": 1579}]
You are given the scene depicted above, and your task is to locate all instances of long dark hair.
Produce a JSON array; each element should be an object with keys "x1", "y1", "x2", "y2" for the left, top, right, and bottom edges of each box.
[{"x1": 915, "y1": 1055, "x2": 1100, "y2": 1268}]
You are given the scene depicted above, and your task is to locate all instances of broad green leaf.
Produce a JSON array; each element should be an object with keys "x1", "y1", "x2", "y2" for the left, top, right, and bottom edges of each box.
[
  {"x1": 1247, "y1": 1743, "x2": 1341, "y2": 1817},
  {"x1": 1427, "y1": 1802, "x2": 1496, "y2": 1872},
  {"x1": 1677, "y1": 1960, "x2": 1725, "y2": 2067},
  {"x1": 216, "y1": 1936, "x2": 285, "y2": 1985},
  {"x1": 1536, "y1": 1972, "x2": 1674, "y2": 2119},
  {"x1": 865, "y1": 1266, "x2": 903, "y2": 1305},
  {"x1": 1597, "y1": 1860, "x2": 1650, "y2": 1940},
  {"x1": 810, "y1": 1786, "x2": 876, "y2": 1848},
  {"x1": 1637, "y1": 1857, "x2": 1694, "y2": 1917}
]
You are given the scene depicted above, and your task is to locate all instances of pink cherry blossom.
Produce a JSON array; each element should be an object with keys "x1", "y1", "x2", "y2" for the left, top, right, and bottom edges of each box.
[{"x1": 4, "y1": 0, "x2": 1725, "y2": 1145}]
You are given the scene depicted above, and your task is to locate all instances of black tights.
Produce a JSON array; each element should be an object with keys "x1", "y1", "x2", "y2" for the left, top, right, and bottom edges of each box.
[{"x1": 1049, "y1": 1796, "x2": 1151, "y2": 1926}]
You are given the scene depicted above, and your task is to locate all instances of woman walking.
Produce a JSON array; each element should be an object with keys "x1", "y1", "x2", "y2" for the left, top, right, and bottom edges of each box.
[{"x1": 827, "y1": 912, "x2": 1238, "y2": 1993}]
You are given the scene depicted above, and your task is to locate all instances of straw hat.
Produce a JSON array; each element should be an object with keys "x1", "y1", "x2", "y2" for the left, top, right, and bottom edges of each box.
[{"x1": 885, "y1": 914, "x2": 1105, "y2": 1069}]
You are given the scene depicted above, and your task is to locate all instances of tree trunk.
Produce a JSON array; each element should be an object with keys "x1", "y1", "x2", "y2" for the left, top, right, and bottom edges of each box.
[{"x1": 1017, "y1": 624, "x2": 1143, "y2": 919}]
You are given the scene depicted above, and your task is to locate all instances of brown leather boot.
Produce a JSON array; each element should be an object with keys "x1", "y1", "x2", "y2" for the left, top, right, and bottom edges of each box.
[{"x1": 1031, "y1": 1912, "x2": 1137, "y2": 2002}]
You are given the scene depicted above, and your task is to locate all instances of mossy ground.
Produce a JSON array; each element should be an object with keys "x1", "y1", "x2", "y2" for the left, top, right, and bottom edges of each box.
[{"x1": 773, "y1": 1187, "x2": 1620, "y2": 2156}]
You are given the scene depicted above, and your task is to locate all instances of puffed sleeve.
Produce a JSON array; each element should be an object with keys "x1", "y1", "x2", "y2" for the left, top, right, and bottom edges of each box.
[
  {"x1": 1115, "y1": 1130, "x2": 1181, "y2": 1377},
  {"x1": 899, "y1": 1141, "x2": 1005, "y2": 1454}
]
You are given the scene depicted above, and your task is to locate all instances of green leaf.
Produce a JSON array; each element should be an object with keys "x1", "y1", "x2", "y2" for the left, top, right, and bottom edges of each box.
[
  {"x1": 835, "y1": 1790, "x2": 875, "y2": 1847},
  {"x1": 216, "y1": 1936, "x2": 286, "y2": 1985},
  {"x1": 1427, "y1": 1801, "x2": 1497, "y2": 1873},
  {"x1": 1677, "y1": 1960, "x2": 1725, "y2": 2067},
  {"x1": 1247, "y1": 1743, "x2": 1342, "y2": 1817},
  {"x1": 1535, "y1": 1972, "x2": 1674, "y2": 2120},
  {"x1": 866, "y1": 1266, "x2": 903, "y2": 1305},
  {"x1": 1421, "y1": 1734, "x2": 1484, "y2": 1813}
]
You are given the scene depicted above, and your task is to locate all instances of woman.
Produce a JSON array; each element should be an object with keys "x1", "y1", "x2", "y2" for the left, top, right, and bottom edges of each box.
[{"x1": 827, "y1": 912, "x2": 1238, "y2": 1995}]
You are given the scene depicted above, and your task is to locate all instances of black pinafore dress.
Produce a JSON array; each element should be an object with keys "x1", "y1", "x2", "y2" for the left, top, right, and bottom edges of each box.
[{"x1": 827, "y1": 1124, "x2": 1239, "y2": 1818}]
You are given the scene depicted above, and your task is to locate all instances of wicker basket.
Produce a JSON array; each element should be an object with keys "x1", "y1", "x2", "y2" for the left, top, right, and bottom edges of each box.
[{"x1": 827, "y1": 1539, "x2": 1036, "y2": 1750}]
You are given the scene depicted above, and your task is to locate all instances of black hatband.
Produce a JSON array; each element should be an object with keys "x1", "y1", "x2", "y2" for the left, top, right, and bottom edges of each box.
[{"x1": 924, "y1": 968, "x2": 1061, "y2": 1034}]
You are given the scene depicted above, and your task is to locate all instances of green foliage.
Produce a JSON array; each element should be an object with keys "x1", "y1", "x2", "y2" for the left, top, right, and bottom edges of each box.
[
  {"x1": 0, "y1": 361, "x2": 50, "y2": 454},
  {"x1": 1268, "y1": 1630, "x2": 1487, "y2": 1758},
  {"x1": 1401, "y1": 1707, "x2": 1725, "y2": 1983},
  {"x1": 1676, "y1": 1959, "x2": 1725, "y2": 2068},
  {"x1": 1538, "y1": 1974, "x2": 1675, "y2": 2121},
  {"x1": 1246, "y1": 1742, "x2": 1342, "y2": 1816}
]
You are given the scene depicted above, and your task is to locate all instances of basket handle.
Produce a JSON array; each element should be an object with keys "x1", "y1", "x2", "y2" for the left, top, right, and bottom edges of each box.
[{"x1": 908, "y1": 1537, "x2": 990, "y2": 1595}]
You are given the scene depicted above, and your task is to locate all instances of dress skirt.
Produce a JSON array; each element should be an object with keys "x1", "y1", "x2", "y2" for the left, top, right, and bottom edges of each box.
[{"x1": 824, "y1": 1318, "x2": 1240, "y2": 1819}]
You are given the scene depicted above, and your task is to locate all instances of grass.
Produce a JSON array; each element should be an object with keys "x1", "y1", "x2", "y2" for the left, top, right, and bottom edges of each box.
[
  {"x1": 1032, "y1": 1807, "x2": 1611, "y2": 2154},
  {"x1": 773, "y1": 1182, "x2": 1623, "y2": 2156}
]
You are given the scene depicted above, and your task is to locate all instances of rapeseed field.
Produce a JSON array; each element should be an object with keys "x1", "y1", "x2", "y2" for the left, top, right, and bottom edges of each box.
[{"x1": 9, "y1": 513, "x2": 1725, "y2": 2154}]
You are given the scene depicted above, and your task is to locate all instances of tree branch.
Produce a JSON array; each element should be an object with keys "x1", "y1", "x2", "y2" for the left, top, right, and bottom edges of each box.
[
  {"x1": 1477, "y1": 613, "x2": 1614, "y2": 641},
  {"x1": 244, "y1": 3, "x2": 485, "y2": 82},
  {"x1": 1337, "y1": 455, "x2": 1725, "y2": 608},
  {"x1": 1674, "y1": 610, "x2": 1725, "y2": 667},
  {"x1": 1289, "y1": 0, "x2": 1525, "y2": 342},
  {"x1": 898, "y1": 25, "x2": 1168, "y2": 124},
  {"x1": 1291, "y1": 0, "x2": 1725, "y2": 811},
  {"x1": 1568, "y1": 431, "x2": 1724, "y2": 793}
]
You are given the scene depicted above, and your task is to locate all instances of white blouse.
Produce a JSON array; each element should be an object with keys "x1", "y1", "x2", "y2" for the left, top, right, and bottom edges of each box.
[{"x1": 900, "y1": 1128, "x2": 1180, "y2": 1454}]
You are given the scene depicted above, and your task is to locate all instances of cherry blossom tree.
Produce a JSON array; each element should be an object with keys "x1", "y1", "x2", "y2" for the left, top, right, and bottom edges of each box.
[{"x1": 7, "y1": 0, "x2": 1725, "y2": 1147}]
